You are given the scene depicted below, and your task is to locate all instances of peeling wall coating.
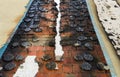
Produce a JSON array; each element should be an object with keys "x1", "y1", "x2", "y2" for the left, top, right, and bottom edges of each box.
[
  {"x1": 86, "y1": 0, "x2": 120, "y2": 77},
  {"x1": 54, "y1": 0, "x2": 64, "y2": 61},
  {"x1": 13, "y1": 56, "x2": 39, "y2": 77},
  {"x1": 94, "y1": 0, "x2": 120, "y2": 56},
  {"x1": 117, "y1": 0, "x2": 120, "y2": 5}
]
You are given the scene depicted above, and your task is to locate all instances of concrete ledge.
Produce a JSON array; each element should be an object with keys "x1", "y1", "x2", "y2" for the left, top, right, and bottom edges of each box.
[
  {"x1": 86, "y1": 0, "x2": 120, "y2": 77},
  {"x1": 0, "y1": 0, "x2": 29, "y2": 48},
  {"x1": 0, "y1": 0, "x2": 33, "y2": 58}
]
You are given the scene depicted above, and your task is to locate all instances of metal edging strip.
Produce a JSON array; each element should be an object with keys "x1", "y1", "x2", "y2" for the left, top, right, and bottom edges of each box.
[
  {"x1": 86, "y1": 0, "x2": 117, "y2": 77},
  {"x1": 0, "y1": 0, "x2": 33, "y2": 58}
]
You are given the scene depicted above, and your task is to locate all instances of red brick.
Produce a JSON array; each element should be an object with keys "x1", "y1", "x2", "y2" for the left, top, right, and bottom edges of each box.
[
  {"x1": 45, "y1": 46, "x2": 55, "y2": 51},
  {"x1": 75, "y1": 74, "x2": 82, "y2": 77},
  {"x1": 49, "y1": 73, "x2": 65, "y2": 77},
  {"x1": 63, "y1": 57, "x2": 74, "y2": 64},
  {"x1": 72, "y1": 64, "x2": 80, "y2": 73},
  {"x1": 36, "y1": 51, "x2": 45, "y2": 58},
  {"x1": 63, "y1": 46, "x2": 72, "y2": 51},
  {"x1": 64, "y1": 51, "x2": 71, "y2": 57},
  {"x1": 28, "y1": 51, "x2": 36, "y2": 55},
  {"x1": 28, "y1": 46, "x2": 44, "y2": 52},
  {"x1": 71, "y1": 51, "x2": 80, "y2": 57},
  {"x1": 36, "y1": 73, "x2": 48, "y2": 77},
  {"x1": 40, "y1": 65, "x2": 51, "y2": 73},
  {"x1": 95, "y1": 73, "x2": 107, "y2": 77},
  {"x1": 56, "y1": 64, "x2": 63, "y2": 73},
  {"x1": 63, "y1": 65, "x2": 73, "y2": 73},
  {"x1": 80, "y1": 72, "x2": 94, "y2": 77}
]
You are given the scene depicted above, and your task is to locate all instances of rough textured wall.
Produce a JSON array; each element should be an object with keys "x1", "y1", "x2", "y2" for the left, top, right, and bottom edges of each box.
[{"x1": 94, "y1": 0, "x2": 120, "y2": 56}]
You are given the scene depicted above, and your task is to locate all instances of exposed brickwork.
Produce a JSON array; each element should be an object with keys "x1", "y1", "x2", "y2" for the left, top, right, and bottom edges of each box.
[{"x1": 0, "y1": 0, "x2": 111, "y2": 77}]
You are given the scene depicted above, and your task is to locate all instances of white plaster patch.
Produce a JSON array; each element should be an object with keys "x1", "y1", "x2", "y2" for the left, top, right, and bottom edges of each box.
[
  {"x1": 94, "y1": 0, "x2": 120, "y2": 55},
  {"x1": 54, "y1": 0, "x2": 64, "y2": 61},
  {"x1": 13, "y1": 56, "x2": 39, "y2": 77}
]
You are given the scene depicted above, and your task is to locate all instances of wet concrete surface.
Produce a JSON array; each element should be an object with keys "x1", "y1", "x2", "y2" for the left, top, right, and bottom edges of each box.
[{"x1": 0, "y1": 0, "x2": 111, "y2": 77}]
